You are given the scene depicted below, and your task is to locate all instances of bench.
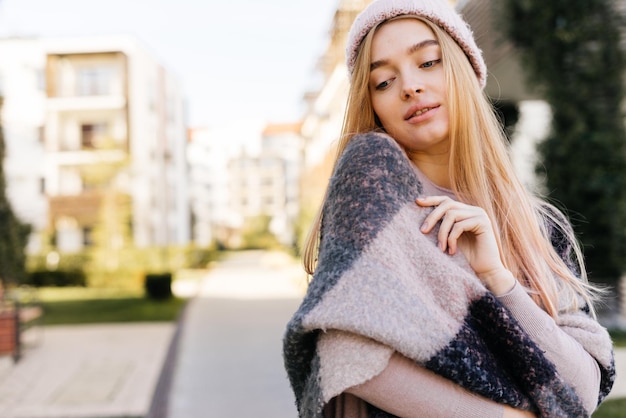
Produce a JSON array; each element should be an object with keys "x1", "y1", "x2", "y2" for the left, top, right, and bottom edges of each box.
[{"x1": 0, "y1": 285, "x2": 43, "y2": 362}]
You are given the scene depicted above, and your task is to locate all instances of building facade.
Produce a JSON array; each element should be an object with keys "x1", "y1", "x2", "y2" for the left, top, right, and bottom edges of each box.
[
  {"x1": 0, "y1": 35, "x2": 190, "y2": 254},
  {"x1": 188, "y1": 121, "x2": 303, "y2": 248}
]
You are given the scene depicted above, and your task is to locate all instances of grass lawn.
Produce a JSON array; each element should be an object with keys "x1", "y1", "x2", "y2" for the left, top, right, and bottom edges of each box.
[
  {"x1": 37, "y1": 287, "x2": 187, "y2": 325},
  {"x1": 593, "y1": 398, "x2": 626, "y2": 417}
]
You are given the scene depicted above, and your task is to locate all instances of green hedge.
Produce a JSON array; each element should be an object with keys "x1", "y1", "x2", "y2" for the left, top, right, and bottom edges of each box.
[
  {"x1": 25, "y1": 270, "x2": 87, "y2": 287},
  {"x1": 24, "y1": 245, "x2": 220, "y2": 290}
]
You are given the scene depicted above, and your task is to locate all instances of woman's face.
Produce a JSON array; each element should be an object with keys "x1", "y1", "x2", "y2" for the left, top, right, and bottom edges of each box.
[{"x1": 369, "y1": 18, "x2": 450, "y2": 158}]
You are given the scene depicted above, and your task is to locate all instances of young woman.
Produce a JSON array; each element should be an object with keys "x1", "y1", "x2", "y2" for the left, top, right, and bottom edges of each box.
[{"x1": 283, "y1": 1, "x2": 615, "y2": 417}]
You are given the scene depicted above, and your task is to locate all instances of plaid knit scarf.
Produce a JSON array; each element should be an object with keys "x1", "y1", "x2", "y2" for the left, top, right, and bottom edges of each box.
[{"x1": 283, "y1": 132, "x2": 615, "y2": 418}]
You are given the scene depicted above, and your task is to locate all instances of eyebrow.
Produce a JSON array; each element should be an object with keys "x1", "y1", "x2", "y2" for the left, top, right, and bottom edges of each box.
[{"x1": 370, "y1": 39, "x2": 439, "y2": 72}]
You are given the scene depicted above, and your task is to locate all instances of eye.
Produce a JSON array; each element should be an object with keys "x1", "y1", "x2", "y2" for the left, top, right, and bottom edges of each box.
[
  {"x1": 420, "y1": 58, "x2": 442, "y2": 69},
  {"x1": 375, "y1": 79, "x2": 393, "y2": 91}
]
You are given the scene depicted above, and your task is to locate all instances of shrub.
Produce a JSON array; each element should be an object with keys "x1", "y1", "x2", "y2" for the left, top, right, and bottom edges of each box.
[
  {"x1": 144, "y1": 273, "x2": 172, "y2": 300},
  {"x1": 26, "y1": 270, "x2": 87, "y2": 287}
]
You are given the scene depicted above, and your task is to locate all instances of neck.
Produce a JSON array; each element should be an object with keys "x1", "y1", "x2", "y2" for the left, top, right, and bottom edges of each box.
[{"x1": 410, "y1": 155, "x2": 451, "y2": 190}]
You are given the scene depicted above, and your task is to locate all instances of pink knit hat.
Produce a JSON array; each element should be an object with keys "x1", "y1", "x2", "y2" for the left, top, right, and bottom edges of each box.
[{"x1": 346, "y1": 0, "x2": 487, "y2": 88}]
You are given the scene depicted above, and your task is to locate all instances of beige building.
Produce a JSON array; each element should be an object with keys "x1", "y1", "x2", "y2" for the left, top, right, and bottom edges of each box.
[{"x1": 299, "y1": 0, "x2": 374, "y2": 221}]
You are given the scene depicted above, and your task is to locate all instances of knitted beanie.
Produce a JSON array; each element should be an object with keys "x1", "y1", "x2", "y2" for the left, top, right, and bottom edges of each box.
[{"x1": 346, "y1": 0, "x2": 486, "y2": 88}]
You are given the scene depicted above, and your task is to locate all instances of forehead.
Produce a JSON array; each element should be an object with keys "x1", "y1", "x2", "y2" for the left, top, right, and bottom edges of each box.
[{"x1": 371, "y1": 18, "x2": 437, "y2": 58}]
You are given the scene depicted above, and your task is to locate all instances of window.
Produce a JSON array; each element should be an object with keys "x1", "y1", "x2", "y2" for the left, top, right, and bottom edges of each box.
[
  {"x1": 147, "y1": 84, "x2": 157, "y2": 112},
  {"x1": 81, "y1": 123, "x2": 107, "y2": 149},
  {"x1": 36, "y1": 68, "x2": 46, "y2": 91},
  {"x1": 167, "y1": 97, "x2": 177, "y2": 123},
  {"x1": 83, "y1": 227, "x2": 94, "y2": 247},
  {"x1": 37, "y1": 126, "x2": 45, "y2": 144},
  {"x1": 76, "y1": 66, "x2": 113, "y2": 96}
]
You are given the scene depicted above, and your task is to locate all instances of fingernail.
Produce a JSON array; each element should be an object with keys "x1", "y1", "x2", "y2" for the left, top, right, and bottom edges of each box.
[{"x1": 420, "y1": 222, "x2": 427, "y2": 232}]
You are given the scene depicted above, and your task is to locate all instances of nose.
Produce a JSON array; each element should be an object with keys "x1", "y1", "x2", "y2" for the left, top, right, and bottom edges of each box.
[
  {"x1": 402, "y1": 82, "x2": 423, "y2": 100},
  {"x1": 400, "y1": 65, "x2": 425, "y2": 99}
]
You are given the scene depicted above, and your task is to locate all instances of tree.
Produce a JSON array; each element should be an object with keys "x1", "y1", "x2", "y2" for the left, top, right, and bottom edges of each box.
[
  {"x1": 78, "y1": 141, "x2": 133, "y2": 288},
  {"x1": 0, "y1": 98, "x2": 31, "y2": 286},
  {"x1": 502, "y1": 0, "x2": 626, "y2": 283},
  {"x1": 240, "y1": 215, "x2": 281, "y2": 250}
]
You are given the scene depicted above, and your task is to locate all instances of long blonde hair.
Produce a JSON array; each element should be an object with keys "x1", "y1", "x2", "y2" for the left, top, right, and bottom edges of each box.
[{"x1": 303, "y1": 16, "x2": 600, "y2": 317}]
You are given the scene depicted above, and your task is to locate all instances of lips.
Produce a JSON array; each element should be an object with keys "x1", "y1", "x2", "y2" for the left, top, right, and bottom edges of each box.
[
  {"x1": 404, "y1": 104, "x2": 440, "y2": 121},
  {"x1": 410, "y1": 107, "x2": 433, "y2": 118}
]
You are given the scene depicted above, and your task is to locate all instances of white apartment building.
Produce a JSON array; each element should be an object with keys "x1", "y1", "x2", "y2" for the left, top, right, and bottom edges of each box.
[
  {"x1": 188, "y1": 121, "x2": 303, "y2": 248},
  {"x1": 0, "y1": 38, "x2": 47, "y2": 253},
  {"x1": 0, "y1": 35, "x2": 190, "y2": 253}
]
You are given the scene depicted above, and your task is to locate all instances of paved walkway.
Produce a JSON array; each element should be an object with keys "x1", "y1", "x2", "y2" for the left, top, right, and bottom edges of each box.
[
  {"x1": 0, "y1": 322, "x2": 174, "y2": 418},
  {"x1": 165, "y1": 250, "x2": 305, "y2": 418},
  {"x1": 0, "y1": 250, "x2": 624, "y2": 418}
]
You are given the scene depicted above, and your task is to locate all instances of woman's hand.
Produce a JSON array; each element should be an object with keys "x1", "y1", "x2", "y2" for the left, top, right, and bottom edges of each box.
[{"x1": 416, "y1": 196, "x2": 515, "y2": 295}]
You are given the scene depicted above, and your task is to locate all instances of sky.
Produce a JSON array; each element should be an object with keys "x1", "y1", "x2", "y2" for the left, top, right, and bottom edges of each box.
[{"x1": 0, "y1": 0, "x2": 339, "y2": 127}]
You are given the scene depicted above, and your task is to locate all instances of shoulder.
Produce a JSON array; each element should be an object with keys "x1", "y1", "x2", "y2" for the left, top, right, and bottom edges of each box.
[
  {"x1": 342, "y1": 131, "x2": 401, "y2": 157},
  {"x1": 325, "y1": 131, "x2": 422, "y2": 210},
  {"x1": 336, "y1": 132, "x2": 411, "y2": 177}
]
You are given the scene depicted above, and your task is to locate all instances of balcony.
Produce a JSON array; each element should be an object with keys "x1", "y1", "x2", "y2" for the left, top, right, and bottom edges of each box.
[
  {"x1": 46, "y1": 52, "x2": 128, "y2": 110},
  {"x1": 48, "y1": 191, "x2": 103, "y2": 226},
  {"x1": 47, "y1": 95, "x2": 126, "y2": 112},
  {"x1": 48, "y1": 149, "x2": 127, "y2": 167},
  {"x1": 51, "y1": 121, "x2": 129, "y2": 155}
]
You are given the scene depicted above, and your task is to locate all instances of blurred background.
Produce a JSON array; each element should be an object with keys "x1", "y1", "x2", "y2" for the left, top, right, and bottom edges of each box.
[{"x1": 0, "y1": 0, "x2": 625, "y2": 417}]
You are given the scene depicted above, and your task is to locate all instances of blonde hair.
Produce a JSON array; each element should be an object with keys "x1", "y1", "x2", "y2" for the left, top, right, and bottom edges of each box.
[{"x1": 303, "y1": 16, "x2": 600, "y2": 317}]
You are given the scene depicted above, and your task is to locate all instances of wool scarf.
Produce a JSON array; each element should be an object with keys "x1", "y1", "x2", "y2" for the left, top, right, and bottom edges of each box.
[{"x1": 283, "y1": 132, "x2": 615, "y2": 418}]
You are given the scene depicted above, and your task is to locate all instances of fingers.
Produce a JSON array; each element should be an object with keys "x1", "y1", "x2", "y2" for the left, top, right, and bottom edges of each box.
[
  {"x1": 415, "y1": 195, "x2": 447, "y2": 209},
  {"x1": 417, "y1": 196, "x2": 454, "y2": 234},
  {"x1": 416, "y1": 196, "x2": 510, "y2": 291},
  {"x1": 416, "y1": 196, "x2": 483, "y2": 254},
  {"x1": 444, "y1": 217, "x2": 475, "y2": 254}
]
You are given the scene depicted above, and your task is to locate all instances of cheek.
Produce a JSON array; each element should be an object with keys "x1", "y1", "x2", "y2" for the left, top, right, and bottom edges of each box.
[{"x1": 371, "y1": 96, "x2": 395, "y2": 127}]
